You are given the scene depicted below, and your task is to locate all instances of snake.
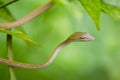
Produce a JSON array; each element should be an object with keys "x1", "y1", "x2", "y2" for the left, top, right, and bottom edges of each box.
[
  {"x1": 0, "y1": 1, "x2": 95, "y2": 69},
  {"x1": 0, "y1": 32, "x2": 95, "y2": 69},
  {"x1": 0, "y1": 1, "x2": 54, "y2": 29}
]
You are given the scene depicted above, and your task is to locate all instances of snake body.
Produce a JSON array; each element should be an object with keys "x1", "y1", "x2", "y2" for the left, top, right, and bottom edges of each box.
[
  {"x1": 0, "y1": 1, "x2": 95, "y2": 69},
  {"x1": 0, "y1": 32, "x2": 94, "y2": 69},
  {"x1": 0, "y1": 2, "x2": 53, "y2": 29}
]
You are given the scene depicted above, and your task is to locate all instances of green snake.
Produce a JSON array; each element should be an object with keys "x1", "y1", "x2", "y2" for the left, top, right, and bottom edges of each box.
[
  {"x1": 0, "y1": 1, "x2": 95, "y2": 69},
  {"x1": 0, "y1": 32, "x2": 94, "y2": 69},
  {"x1": 0, "y1": 2, "x2": 53, "y2": 28}
]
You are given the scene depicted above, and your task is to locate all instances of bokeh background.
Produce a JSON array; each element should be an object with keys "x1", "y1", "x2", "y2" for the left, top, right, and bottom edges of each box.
[{"x1": 0, "y1": 0, "x2": 120, "y2": 80}]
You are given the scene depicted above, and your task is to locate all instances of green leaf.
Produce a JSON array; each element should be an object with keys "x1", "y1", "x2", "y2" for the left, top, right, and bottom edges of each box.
[
  {"x1": 101, "y1": 1, "x2": 120, "y2": 20},
  {"x1": 0, "y1": 8, "x2": 14, "y2": 21},
  {"x1": 0, "y1": 0, "x2": 18, "y2": 8},
  {"x1": 0, "y1": 1, "x2": 38, "y2": 45},
  {"x1": 53, "y1": 0, "x2": 80, "y2": 11},
  {"x1": 0, "y1": 28, "x2": 39, "y2": 45},
  {"x1": 52, "y1": 0, "x2": 69, "y2": 6},
  {"x1": 79, "y1": 0, "x2": 101, "y2": 30},
  {"x1": 0, "y1": 1, "x2": 15, "y2": 21}
]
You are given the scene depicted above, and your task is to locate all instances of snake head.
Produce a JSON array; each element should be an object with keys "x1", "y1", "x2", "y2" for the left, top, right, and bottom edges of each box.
[{"x1": 67, "y1": 32, "x2": 95, "y2": 42}]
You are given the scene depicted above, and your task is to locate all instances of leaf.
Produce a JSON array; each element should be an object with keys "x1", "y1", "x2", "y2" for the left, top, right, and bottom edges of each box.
[
  {"x1": 0, "y1": 0, "x2": 18, "y2": 8},
  {"x1": 101, "y1": 1, "x2": 120, "y2": 20},
  {"x1": 53, "y1": 0, "x2": 80, "y2": 11},
  {"x1": 79, "y1": 0, "x2": 101, "y2": 30},
  {"x1": 0, "y1": 28, "x2": 39, "y2": 45},
  {"x1": 0, "y1": 8, "x2": 14, "y2": 21},
  {"x1": 52, "y1": 0, "x2": 69, "y2": 6},
  {"x1": 0, "y1": 1, "x2": 14, "y2": 21},
  {"x1": 0, "y1": 1, "x2": 38, "y2": 45},
  {"x1": 0, "y1": 0, "x2": 20, "y2": 21}
]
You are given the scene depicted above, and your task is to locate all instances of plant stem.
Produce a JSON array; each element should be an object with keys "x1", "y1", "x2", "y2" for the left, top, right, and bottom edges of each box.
[
  {"x1": 7, "y1": 33, "x2": 16, "y2": 80},
  {"x1": 0, "y1": 0, "x2": 18, "y2": 8}
]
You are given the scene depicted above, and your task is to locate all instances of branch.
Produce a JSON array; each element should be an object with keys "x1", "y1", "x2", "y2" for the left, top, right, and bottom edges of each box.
[
  {"x1": 7, "y1": 33, "x2": 16, "y2": 80},
  {"x1": 0, "y1": 0, "x2": 18, "y2": 8}
]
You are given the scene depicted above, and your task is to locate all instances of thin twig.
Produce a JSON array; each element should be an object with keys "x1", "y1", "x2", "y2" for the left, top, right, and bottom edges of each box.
[
  {"x1": 0, "y1": 0, "x2": 18, "y2": 8},
  {"x1": 7, "y1": 33, "x2": 16, "y2": 80}
]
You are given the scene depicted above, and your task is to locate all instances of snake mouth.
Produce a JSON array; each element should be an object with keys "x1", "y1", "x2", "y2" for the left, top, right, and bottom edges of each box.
[
  {"x1": 68, "y1": 32, "x2": 95, "y2": 42},
  {"x1": 84, "y1": 35, "x2": 95, "y2": 41},
  {"x1": 78, "y1": 33, "x2": 95, "y2": 42}
]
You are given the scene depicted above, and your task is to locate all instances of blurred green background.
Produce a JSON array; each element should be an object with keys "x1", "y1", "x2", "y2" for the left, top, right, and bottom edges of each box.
[{"x1": 0, "y1": 0, "x2": 120, "y2": 80}]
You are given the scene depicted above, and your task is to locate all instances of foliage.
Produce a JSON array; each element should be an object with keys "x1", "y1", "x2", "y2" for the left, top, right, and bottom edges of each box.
[
  {"x1": 79, "y1": 0, "x2": 101, "y2": 30},
  {"x1": 101, "y1": 0, "x2": 120, "y2": 20},
  {"x1": 0, "y1": 0, "x2": 120, "y2": 41},
  {"x1": 0, "y1": 0, "x2": 120, "y2": 80},
  {"x1": 53, "y1": 0, "x2": 120, "y2": 30}
]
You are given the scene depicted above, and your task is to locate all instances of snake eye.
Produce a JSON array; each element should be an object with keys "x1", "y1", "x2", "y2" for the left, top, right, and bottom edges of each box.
[{"x1": 80, "y1": 36, "x2": 86, "y2": 39}]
